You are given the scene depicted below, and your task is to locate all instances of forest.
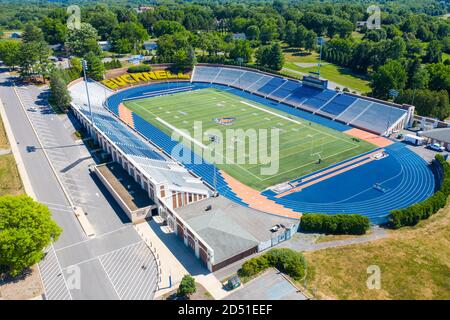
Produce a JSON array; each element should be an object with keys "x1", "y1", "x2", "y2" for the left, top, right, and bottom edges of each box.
[{"x1": 0, "y1": 0, "x2": 448, "y2": 118}]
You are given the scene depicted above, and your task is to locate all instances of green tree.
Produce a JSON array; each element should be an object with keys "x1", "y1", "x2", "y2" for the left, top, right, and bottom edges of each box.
[
  {"x1": 39, "y1": 17, "x2": 67, "y2": 45},
  {"x1": 18, "y1": 40, "x2": 52, "y2": 81},
  {"x1": 396, "y1": 89, "x2": 449, "y2": 119},
  {"x1": 65, "y1": 23, "x2": 101, "y2": 57},
  {"x1": 153, "y1": 20, "x2": 186, "y2": 37},
  {"x1": 85, "y1": 5, "x2": 118, "y2": 40},
  {"x1": 84, "y1": 51, "x2": 105, "y2": 81},
  {"x1": 304, "y1": 31, "x2": 317, "y2": 53},
  {"x1": 173, "y1": 46, "x2": 196, "y2": 71},
  {"x1": 110, "y1": 22, "x2": 149, "y2": 54},
  {"x1": 0, "y1": 195, "x2": 61, "y2": 276},
  {"x1": 256, "y1": 43, "x2": 284, "y2": 71},
  {"x1": 229, "y1": 40, "x2": 253, "y2": 63},
  {"x1": 49, "y1": 70, "x2": 72, "y2": 111},
  {"x1": 22, "y1": 23, "x2": 44, "y2": 43},
  {"x1": 0, "y1": 40, "x2": 21, "y2": 68},
  {"x1": 270, "y1": 42, "x2": 285, "y2": 70},
  {"x1": 371, "y1": 60, "x2": 407, "y2": 99},
  {"x1": 427, "y1": 63, "x2": 450, "y2": 93},
  {"x1": 245, "y1": 25, "x2": 260, "y2": 41},
  {"x1": 177, "y1": 274, "x2": 196, "y2": 299},
  {"x1": 424, "y1": 40, "x2": 443, "y2": 64}
]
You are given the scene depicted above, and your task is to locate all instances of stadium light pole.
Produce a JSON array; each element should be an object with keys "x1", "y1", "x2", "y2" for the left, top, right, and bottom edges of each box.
[
  {"x1": 387, "y1": 89, "x2": 399, "y2": 135},
  {"x1": 209, "y1": 135, "x2": 220, "y2": 196},
  {"x1": 237, "y1": 57, "x2": 243, "y2": 88},
  {"x1": 82, "y1": 59, "x2": 94, "y2": 127},
  {"x1": 317, "y1": 37, "x2": 325, "y2": 78}
]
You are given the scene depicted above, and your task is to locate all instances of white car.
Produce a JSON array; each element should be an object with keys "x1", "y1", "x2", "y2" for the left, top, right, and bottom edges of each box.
[{"x1": 427, "y1": 143, "x2": 445, "y2": 152}]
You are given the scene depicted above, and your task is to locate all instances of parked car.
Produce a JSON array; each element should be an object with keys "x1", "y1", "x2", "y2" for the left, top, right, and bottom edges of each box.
[
  {"x1": 427, "y1": 143, "x2": 445, "y2": 152},
  {"x1": 226, "y1": 276, "x2": 241, "y2": 290}
]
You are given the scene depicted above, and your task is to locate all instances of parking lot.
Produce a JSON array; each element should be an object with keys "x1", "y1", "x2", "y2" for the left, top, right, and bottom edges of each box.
[{"x1": 225, "y1": 269, "x2": 308, "y2": 300}]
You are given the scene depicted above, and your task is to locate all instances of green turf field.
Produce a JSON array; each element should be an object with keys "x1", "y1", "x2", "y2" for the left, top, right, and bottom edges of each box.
[{"x1": 124, "y1": 88, "x2": 375, "y2": 190}]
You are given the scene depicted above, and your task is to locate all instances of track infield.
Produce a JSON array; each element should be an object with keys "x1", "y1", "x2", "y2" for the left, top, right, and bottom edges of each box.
[{"x1": 124, "y1": 87, "x2": 376, "y2": 190}]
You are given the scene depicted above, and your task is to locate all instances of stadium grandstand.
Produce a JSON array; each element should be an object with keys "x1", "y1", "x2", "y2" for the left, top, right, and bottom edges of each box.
[
  {"x1": 192, "y1": 65, "x2": 414, "y2": 136},
  {"x1": 68, "y1": 64, "x2": 435, "y2": 271}
]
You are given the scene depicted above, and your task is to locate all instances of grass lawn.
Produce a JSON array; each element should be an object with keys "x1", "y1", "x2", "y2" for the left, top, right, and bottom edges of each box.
[
  {"x1": 0, "y1": 112, "x2": 8, "y2": 149},
  {"x1": 124, "y1": 87, "x2": 375, "y2": 190},
  {"x1": 282, "y1": 47, "x2": 371, "y2": 94},
  {"x1": 0, "y1": 114, "x2": 23, "y2": 196},
  {"x1": 299, "y1": 205, "x2": 450, "y2": 299},
  {"x1": 0, "y1": 154, "x2": 24, "y2": 196}
]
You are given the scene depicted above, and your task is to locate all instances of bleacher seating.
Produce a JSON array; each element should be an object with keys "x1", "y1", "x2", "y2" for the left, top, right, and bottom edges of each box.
[
  {"x1": 214, "y1": 68, "x2": 245, "y2": 86},
  {"x1": 351, "y1": 102, "x2": 407, "y2": 134},
  {"x1": 233, "y1": 71, "x2": 265, "y2": 90},
  {"x1": 303, "y1": 90, "x2": 337, "y2": 112},
  {"x1": 268, "y1": 80, "x2": 301, "y2": 100},
  {"x1": 334, "y1": 99, "x2": 373, "y2": 123},
  {"x1": 256, "y1": 77, "x2": 286, "y2": 96},
  {"x1": 193, "y1": 66, "x2": 220, "y2": 83},
  {"x1": 319, "y1": 93, "x2": 357, "y2": 116},
  {"x1": 192, "y1": 66, "x2": 409, "y2": 135}
]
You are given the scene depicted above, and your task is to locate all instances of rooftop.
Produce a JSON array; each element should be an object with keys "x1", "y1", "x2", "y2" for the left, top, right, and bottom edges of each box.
[
  {"x1": 69, "y1": 80, "x2": 211, "y2": 196},
  {"x1": 421, "y1": 127, "x2": 450, "y2": 144},
  {"x1": 96, "y1": 162, "x2": 155, "y2": 211},
  {"x1": 176, "y1": 195, "x2": 298, "y2": 264}
]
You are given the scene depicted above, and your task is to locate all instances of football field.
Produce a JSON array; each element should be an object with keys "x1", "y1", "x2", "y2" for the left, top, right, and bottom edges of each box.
[{"x1": 124, "y1": 88, "x2": 375, "y2": 190}]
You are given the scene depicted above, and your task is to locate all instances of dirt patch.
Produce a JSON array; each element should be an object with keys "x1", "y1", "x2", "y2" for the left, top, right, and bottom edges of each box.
[
  {"x1": 159, "y1": 282, "x2": 214, "y2": 300},
  {"x1": 0, "y1": 266, "x2": 44, "y2": 300}
]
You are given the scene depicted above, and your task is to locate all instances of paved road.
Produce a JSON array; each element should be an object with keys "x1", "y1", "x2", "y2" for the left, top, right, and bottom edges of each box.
[
  {"x1": 225, "y1": 268, "x2": 308, "y2": 300},
  {"x1": 0, "y1": 71, "x2": 159, "y2": 300}
]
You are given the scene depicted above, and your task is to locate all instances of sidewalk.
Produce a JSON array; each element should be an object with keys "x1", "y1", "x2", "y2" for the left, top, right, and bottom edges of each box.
[{"x1": 135, "y1": 217, "x2": 232, "y2": 300}]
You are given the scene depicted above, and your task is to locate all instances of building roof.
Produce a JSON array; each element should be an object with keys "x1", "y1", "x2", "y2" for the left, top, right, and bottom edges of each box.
[
  {"x1": 421, "y1": 127, "x2": 450, "y2": 144},
  {"x1": 176, "y1": 196, "x2": 298, "y2": 264},
  {"x1": 69, "y1": 80, "x2": 211, "y2": 196}
]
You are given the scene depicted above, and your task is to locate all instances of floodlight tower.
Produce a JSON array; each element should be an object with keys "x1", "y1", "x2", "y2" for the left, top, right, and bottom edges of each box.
[
  {"x1": 82, "y1": 59, "x2": 94, "y2": 126},
  {"x1": 387, "y1": 88, "x2": 399, "y2": 135},
  {"x1": 317, "y1": 37, "x2": 325, "y2": 78},
  {"x1": 236, "y1": 57, "x2": 243, "y2": 88}
]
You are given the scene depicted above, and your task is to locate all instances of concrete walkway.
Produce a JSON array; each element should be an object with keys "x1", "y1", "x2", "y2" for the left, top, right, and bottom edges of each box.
[
  {"x1": 135, "y1": 217, "x2": 232, "y2": 300},
  {"x1": 280, "y1": 226, "x2": 387, "y2": 252}
]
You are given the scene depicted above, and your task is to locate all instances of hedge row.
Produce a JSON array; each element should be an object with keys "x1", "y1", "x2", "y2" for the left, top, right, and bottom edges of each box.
[
  {"x1": 104, "y1": 59, "x2": 122, "y2": 70},
  {"x1": 238, "y1": 248, "x2": 306, "y2": 280},
  {"x1": 127, "y1": 64, "x2": 152, "y2": 73},
  {"x1": 300, "y1": 213, "x2": 370, "y2": 235},
  {"x1": 388, "y1": 154, "x2": 450, "y2": 228}
]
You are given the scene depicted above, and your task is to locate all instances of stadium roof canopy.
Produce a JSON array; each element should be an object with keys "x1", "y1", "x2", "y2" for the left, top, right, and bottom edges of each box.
[{"x1": 69, "y1": 80, "x2": 210, "y2": 195}]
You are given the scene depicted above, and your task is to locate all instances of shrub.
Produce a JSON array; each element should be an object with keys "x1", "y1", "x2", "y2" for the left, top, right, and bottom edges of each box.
[
  {"x1": 300, "y1": 213, "x2": 370, "y2": 235},
  {"x1": 238, "y1": 248, "x2": 306, "y2": 281},
  {"x1": 177, "y1": 275, "x2": 196, "y2": 299},
  {"x1": 128, "y1": 64, "x2": 151, "y2": 73},
  {"x1": 388, "y1": 154, "x2": 450, "y2": 228},
  {"x1": 104, "y1": 59, "x2": 122, "y2": 70}
]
